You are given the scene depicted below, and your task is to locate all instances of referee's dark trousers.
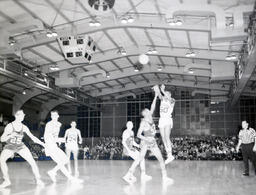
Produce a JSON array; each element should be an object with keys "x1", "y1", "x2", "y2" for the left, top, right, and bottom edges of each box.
[{"x1": 241, "y1": 143, "x2": 256, "y2": 174}]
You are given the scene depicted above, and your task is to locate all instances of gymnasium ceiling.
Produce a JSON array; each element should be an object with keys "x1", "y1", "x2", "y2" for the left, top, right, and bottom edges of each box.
[{"x1": 0, "y1": 0, "x2": 255, "y2": 106}]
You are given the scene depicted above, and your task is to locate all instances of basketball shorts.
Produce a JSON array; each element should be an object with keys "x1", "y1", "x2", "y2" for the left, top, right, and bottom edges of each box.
[
  {"x1": 140, "y1": 138, "x2": 158, "y2": 150},
  {"x1": 158, "y1": 117, "x2": 173, "y2": 129},
  {"x1": 4, "y1": 143, "x2": 27, "y2": 153},
  {"x1": 123, "y1": 147, "x2": 138, "y2": 158},
  {"x1": 66, "y1": 143, "x2": 79, "y2": 152},
  {"x1": 45, "y1": 144, "x2": 69, "y2": 165}
]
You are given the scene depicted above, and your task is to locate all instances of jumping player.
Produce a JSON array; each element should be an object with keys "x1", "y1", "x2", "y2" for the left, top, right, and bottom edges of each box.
[
  {"x1": 158, "y1": 84, "x2": 175, "y2": 164},
  {"x1": 0, "y1": 110, "x2": 44, "y2": 188},
  {"x1": 64, "y1": 121, "x2": 82, "y2": 177},
  {"x1": 122, "y1": 121, "x2": 151, "y2": 184},
  {"x1": 44, "y1": 110, "x2": 82, "y2": 183},
  {"x1": 137, "y1": 90, "x2": 173, "y2": 183}
]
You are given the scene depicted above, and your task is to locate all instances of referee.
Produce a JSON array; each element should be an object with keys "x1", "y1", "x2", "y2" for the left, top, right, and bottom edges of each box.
[{"x1": 236, "y1": 121, "x2": 256, "y2": 176}]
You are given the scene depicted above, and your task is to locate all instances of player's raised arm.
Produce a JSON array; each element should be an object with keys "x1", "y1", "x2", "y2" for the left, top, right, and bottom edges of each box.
[{"x1": 150, "y1": 93, "x2": 158, "y2": 115}]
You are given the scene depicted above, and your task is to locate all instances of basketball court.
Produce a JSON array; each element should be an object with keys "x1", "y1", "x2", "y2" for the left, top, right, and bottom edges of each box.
[{"x1": 0, "y1": 160, "x2": 256, "y2": 195}]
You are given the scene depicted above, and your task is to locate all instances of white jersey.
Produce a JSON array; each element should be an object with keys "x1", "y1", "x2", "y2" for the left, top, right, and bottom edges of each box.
[
  {"x1": 65, "y1": 128, "x2": 80, "y2": 151},
  {"x1": 160, "y1": 99, "x2": 174, "y2": 118},
  {"x1": 66, "y1": 129, "x2": 80, "y2": 144},
  {"x1": 44, "y1": 121, "x2": 61, "y2": 145}
]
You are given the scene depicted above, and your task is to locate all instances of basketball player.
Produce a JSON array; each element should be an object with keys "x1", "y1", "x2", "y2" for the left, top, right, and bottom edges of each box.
[
  {"x1": 44, "y1": 110, "x2": 82, "y2": 183},
  {"x1": 137, "y1": 90, "x2": 173, "y2": 183},
  {"x1": 158, "y1": 84, "x2": 175, "y2": 164},
  {"x1": 0, "y1": 110, "x2": 45, "y2": 188},
  {"x1": 122, "y1": 121, "x2": 151, "y2": 184},
  {"x1": 64, "y1": 121, "x2": 82, "y2": 177}
]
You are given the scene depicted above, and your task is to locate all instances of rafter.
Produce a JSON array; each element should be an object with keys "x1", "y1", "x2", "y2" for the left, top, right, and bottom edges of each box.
[
  {"x1": 110, "y1": 60, "x2": 123, "y2": 72},
  {"x1": 124, "y1": 28, "x2": 138, "y2": 47},
  {"x1": 141, "y1": 74, "x2": 149, "y2": 83}
]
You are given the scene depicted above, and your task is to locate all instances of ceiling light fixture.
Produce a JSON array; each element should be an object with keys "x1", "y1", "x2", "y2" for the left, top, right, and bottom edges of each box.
[
  {"x1": 89, "y1": 20, "x2": 101, "y2": 27},
  {"x1": 50, "y1": 65, "x2": 60, "y2": 71},
  {"x1": 106, "y1": 72, "x2": 110, "y2": 78},
  {"x1": 117, "y1": 47, "x2": 127, "y2": 55},
  {"x1": 46, "y1": 31, "x2": 53, "y2": 38},
  {"x1": 9, "y1": 37, "x2": 16, "y2": 46},
  {"x1": 225, "y1": 53, "x2": 237, "y2": 61},
  {"x1": 46, "y1": 29, "x2": 58, "y2": 38},
  {"x1": 147, "y1": 48, "x2": 158, "y2": 54},
  {"x1": 94, "y1": 20, "x2": 101, "y2": 27},
  {"x1": 185, "y1": 49, "x2": 196, "y2": 57},
  {"x1": 121, "y1": 18, "x2": 128, "y2": 24},
  {"x1": 167, "y1": 18, "x2": 183, "y2": 26},
  {"x1": 152, "y1": 48, "x2": 158, "y2": 54},
  {"x1": 188, "y1": 68, "x2": 194, "y2": 74},
  {"x1": 51, "y1": 31, "x2": 58, "y2": 37},
  {"x1": 147, "y1": 48, "x2": 153, "y2": 54},
  {"x1": 127, "y1": 16, "x2": 134, "y2": 23},
  {"x1": 157, "y1": 65, "x2": 163, "y2": 71},
  {"x1": 176, "y1": 19, "x2": 183, "y2": 26},
  {"x1": 22, "y1": 90, "x2": 26, "y2": 95},
  {"x1": 134, "y1": 67, "x2": 139, "y2": 72},
  {"x1": 121, "y1": 49, "x2": 126, "y2": 56}
]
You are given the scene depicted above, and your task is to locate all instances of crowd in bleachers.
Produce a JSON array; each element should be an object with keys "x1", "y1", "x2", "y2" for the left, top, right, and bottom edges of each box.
[
  {"x1": 81, "y1": 135, "x2": 242, "y2": 161},
  {"x1": 0, "y1": 136, "x2": 242, "y2": 161}
]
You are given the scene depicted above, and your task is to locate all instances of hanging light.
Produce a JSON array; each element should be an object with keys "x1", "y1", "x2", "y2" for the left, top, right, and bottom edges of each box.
[
  {"x1": 121, "y1": 50, "x2": 126, "y2": 55},
  {"x1": 94, "y1": 20, "x2": 101, "y2": 27},
  {"x1": 24, "y1": 71, "x2": 28, "y2": 76},
  {"x1": 89, "y1": 20, "x2": 101, "y2": 27},
  {"x1": 22, "y1": 90, "x2": 26, "y2": 95},
  {"x1": 147, "y1": 48, "x2": 153, "y2": 54},
  {"x1": 190, "y1": 51, "x2": 195, "y2": 57},
  {"x1": 121, "y1": 18, "x2": 128, "y2": 24},
  {"x1": 185, "y1": 52, "x2": 191, "y2": 57},
  {"x1": 134, "y1": 66, "x2": 139, "y2": 72},
  {"x1": 175, "y1": 19, "x2": 183, "y2": 26},
  {"x1": 106, "y1": 72, "x2": 110, "y2": 78},
  {"x1": 185, "y1": 49, "x2": 196, "y2": 57},
  {"x1": 188, "y1": 68, "x2": 194, "y2": 74},
  {"x1": 9, "y1": 37, "x2": 16, "y2": 46},
  {"x1": 152, "y1": 48, "x2": 158, "y2": 54},
  {"x1": 118, "y1": 47, "x2": 126, "y2": 55},
  {"x1": 229, "y1": 54, "x2": 237, "y2": 60},
  {"x1": 50, "y1": 65, "x2": 60, "y2": 71},
  {"x1": 127, "y1": 16, "x2": 134, "y2": 23},
  {"x1": 225, "y1": 55, "x2": 231, "y2": 61},
  {"x1": 167, "y1": 18, "x2": 183, "y2": 26},
  {"x1": 51, "y1": 31, "x2": 58, "y2": 37},
  {"x1": 157, "y1": 65, "x2": 163, "y2": 71},
  {"x1": 46, "y1": 31, "x2": 53, "y2": 38},
  {"x1": 89, "y1": 20, "x2": 95, "y2": 26},
  {"x1": 121, "y1": 48, "x2": 126, "y2": 55},
  {"x1": 167, "y1": 18, "x2": 176, "y2": 26}
]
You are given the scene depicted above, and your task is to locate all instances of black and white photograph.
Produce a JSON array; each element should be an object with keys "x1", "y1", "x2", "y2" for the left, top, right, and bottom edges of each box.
[{"x1": 0, "y1": 0, "x2": 256, "y2": 194}]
